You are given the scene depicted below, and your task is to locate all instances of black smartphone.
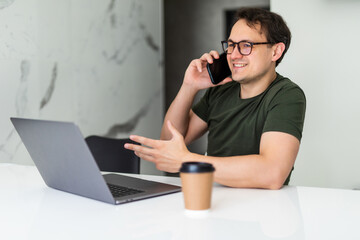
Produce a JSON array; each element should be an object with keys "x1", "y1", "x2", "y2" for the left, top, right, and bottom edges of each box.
[{"x1": 206, "y1": 52, "x2": 231, "y2": 85}]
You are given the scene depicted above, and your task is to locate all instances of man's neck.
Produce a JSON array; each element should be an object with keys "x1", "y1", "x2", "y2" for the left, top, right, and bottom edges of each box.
[{"x1": 239, "y1": 70, "x2": 277, "y2": 99}]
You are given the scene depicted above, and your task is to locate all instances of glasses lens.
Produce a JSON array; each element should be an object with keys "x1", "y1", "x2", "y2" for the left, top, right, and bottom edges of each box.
[
  {"x1": 224, "y1": 41, "x2": 235, "y2": 54},
  {"x1": 222, "y1": 41, "x2": 229, "y2": 53},
  {"x1": 239, "y1": 42, "x2": 252, "y2": 55}
]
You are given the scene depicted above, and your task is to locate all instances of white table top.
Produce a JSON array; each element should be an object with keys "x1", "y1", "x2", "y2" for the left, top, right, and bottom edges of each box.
[{"x1": 1, "y1": 163, "x2": 360, "y2": 240}]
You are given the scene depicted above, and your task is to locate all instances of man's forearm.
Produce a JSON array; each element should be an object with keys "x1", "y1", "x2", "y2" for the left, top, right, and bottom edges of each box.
[
  {"x1": 183, "y1": 152, "x2": 288, "y2": 190},
  {"x1": 181, "y1": 132, "x2": 299, "y2": 189},
  {"x1": 160, "y1": 84, "x2": 198, "y2": 140}
]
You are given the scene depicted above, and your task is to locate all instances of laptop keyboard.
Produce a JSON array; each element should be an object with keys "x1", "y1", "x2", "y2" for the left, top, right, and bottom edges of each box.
[{"x1": 107, "y1": 183, "x2": 144, "y2": 198}]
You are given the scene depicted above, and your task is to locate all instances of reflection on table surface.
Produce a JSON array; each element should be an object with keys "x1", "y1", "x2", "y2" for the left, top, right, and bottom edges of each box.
[{"x1": 1, "y1": 163, "x2": 360, "y2": 240}]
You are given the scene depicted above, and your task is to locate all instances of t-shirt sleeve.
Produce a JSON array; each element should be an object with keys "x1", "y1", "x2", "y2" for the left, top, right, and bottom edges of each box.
[
  {"x1": 262, "y1": 86, "x2": 306, "y2": 141},
  {"x1": 192, "y1": 89, "x2": 211, "y2": 122}
]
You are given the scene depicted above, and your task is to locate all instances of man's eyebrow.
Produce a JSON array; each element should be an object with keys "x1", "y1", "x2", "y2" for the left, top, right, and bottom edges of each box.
[{"x1": 227, "y1": 38, "x2": 252, "y2": 42}]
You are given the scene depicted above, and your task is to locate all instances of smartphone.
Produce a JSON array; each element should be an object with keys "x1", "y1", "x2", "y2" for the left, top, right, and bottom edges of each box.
[{"x1": 206, "y1": 52, "x2": 231, "y2": 85}]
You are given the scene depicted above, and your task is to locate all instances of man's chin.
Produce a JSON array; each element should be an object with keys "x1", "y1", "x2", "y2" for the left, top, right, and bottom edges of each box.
[{"x1": 232, "y1": 76, "x2": 249, "y2": 84}]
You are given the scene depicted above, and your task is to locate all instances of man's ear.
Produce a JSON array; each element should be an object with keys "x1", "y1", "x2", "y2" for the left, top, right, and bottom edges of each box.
[{"x1": 272, "y1": 42, "x2": 285, "y2": 62}]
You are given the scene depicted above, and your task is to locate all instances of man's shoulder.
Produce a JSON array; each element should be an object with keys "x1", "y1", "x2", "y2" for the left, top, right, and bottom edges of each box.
[
  {"x1": 268, "y1": 73, "x2": 305, "y2": 99},
  {"x1": 259, "y1": 74, "x2": 306, "y2": 110}
]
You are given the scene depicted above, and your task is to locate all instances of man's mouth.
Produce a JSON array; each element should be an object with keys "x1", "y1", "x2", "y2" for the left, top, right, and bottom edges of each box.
[{"x1": 233, "y1": 63, "x2": 247, "y2": 68}]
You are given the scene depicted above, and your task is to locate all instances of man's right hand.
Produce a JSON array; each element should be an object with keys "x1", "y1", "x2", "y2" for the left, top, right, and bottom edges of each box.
[
  {"x1": 160, "y1": 50, "x2": 231, "y2": 142},
  {"x1": 183, "y1": 50, "x2": 232, "y2": 91}
]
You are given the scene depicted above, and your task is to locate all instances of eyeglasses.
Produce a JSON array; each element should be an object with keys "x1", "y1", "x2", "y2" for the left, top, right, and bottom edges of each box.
[{"x1": 221, "y1": 40, "x2": 272, "y2": 55}]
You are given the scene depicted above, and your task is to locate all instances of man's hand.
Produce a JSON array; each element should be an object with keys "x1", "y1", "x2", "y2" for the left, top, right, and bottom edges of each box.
[
  {"x1": 159, "y1": 50, "x2": 231, "y2": 142},
  {"x1": 183, "y1": 50, "x2": 232, "y2": 91},
  {"x1": 124, "y1": 121, "x2": 191, "y2": 173}
]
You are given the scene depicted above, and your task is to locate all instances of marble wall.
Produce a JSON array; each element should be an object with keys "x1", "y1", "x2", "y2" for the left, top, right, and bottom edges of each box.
[{"x1": 0, "y1": 0, "x2": 163, "y2": 175}]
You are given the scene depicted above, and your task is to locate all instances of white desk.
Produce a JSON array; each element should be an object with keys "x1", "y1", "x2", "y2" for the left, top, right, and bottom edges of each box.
[{"x1": 1, "y1": 163, "x2": 360, "y2": 240}]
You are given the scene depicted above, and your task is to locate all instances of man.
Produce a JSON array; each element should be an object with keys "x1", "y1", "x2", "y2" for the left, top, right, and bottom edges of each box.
[{"x1": 125, "y1": 7, "x2": 306, "y2": 189}]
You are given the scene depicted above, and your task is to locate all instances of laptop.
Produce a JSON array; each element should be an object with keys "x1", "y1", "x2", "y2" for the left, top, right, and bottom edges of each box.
[{"x1": 10, "y1": 117, "x2": 181, "y2": 205}]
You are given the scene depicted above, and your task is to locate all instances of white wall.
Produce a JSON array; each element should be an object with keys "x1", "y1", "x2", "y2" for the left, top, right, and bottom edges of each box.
[
  {"x1": 271, "y1": 0, "x2": 360, "y2": 189},
  {"x1": 0, "y1": 0, "x2": 163, "y2": 175}
]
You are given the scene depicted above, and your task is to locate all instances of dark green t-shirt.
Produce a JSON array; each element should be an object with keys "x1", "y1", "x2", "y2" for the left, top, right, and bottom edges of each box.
[{"x1": 192, "y1": 73, "x2": 306, "y2": 184}]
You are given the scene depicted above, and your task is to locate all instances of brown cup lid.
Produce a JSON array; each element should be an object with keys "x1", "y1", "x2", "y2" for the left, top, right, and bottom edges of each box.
[{"x1": 180, "y1": 162, "x2": 215, "y2": 173}]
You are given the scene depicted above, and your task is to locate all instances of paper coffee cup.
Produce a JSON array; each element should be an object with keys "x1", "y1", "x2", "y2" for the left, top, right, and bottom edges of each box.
[{"x1": 180, "y1": 162, "x2": 215, "y2": 211}]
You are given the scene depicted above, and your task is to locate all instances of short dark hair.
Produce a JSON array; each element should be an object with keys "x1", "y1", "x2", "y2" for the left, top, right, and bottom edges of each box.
[{"x1": 234, "y1": 7, "x2": 291, "y2": 66}]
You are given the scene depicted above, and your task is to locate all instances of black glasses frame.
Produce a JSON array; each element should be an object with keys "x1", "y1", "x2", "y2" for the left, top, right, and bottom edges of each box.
[{"x1": 221, "y1": 40, "x2": 272, "y2": 55}]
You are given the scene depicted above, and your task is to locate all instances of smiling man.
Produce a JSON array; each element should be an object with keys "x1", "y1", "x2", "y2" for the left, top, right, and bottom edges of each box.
[{"x1": 125, "y1": 7, "x2": 306, "y2": 189}]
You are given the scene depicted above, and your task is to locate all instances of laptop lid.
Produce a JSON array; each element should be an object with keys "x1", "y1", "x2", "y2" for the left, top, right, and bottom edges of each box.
[{"x1": 10, "y1": 117, "x2": 181, "y2": 205}]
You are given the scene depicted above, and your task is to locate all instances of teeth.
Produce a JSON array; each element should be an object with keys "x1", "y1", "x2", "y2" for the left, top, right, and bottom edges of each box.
[{"x1": 234, "y1": 63, "x2": 246, "y2": 67}]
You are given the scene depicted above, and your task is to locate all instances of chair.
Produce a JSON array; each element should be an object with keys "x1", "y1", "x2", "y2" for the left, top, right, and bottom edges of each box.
[{"x1": 85, "y1": 135, "x2": 140, "y2": 174}]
